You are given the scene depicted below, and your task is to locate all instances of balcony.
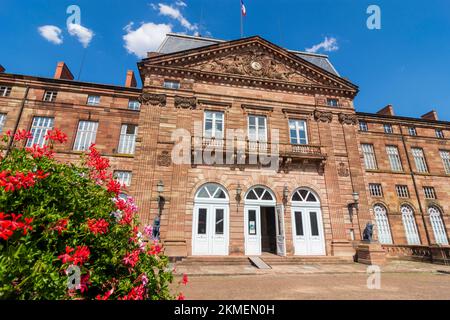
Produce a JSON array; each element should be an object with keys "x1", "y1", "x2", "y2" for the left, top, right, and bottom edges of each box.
[{"x1": 191, "y1": 137, "x2": 326, "y2": 172}]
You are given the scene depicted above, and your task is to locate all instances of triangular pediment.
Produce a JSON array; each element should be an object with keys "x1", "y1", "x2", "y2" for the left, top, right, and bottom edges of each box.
[{"x1": 141, "y1": 36, "x2": 358, "y2": 95}]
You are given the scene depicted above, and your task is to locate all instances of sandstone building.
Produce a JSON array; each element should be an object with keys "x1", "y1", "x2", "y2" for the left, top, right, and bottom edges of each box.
[{"x1": 0, "y1": 34, "x2": 449, "y2": 261}]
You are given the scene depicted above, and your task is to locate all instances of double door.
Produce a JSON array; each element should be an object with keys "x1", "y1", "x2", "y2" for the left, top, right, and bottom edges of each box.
[{"x1": 291, "y1": 207, "x2": 325, "y2": 256}]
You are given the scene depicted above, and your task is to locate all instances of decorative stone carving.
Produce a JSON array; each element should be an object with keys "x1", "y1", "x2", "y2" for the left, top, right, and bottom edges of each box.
[
  {"x1": 157, "y1": 151, "x2": 172, "y2": 167},
  {"x1": 338, "y1": 113, "x2": 358, "y2": 125},
  {"x1": 313, "y1": 110, "x2": 333, "y2": 123},
  {"x1": 338, "y1": 162, "x2": 350, "y2": 177},
  {"x1": 174, "y1": 96, "x2": 197, "y2": 109},
  {"x1": 138, "y1": 93, "x2": 166, "y2": 107},
  {"x1": 190, "y1": 48, "x2": 312, "y2": 84}
]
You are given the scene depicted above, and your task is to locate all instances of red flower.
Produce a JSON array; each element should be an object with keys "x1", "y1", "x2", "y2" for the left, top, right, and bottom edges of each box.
[
  {"x1": 58, "y1": 246, "x2": 74, "y2": 264},
  {"x1": 79, "y1": 273, "x2": 91, "y2": 293},
  {"x1": 177, "y1": 293, "x2": 185, "y2": 300},
  {"x1": 120, "y1": 285, "x2": 145, "y2": 300},
  {"x1": 148, "y1": 242, "x2": 162, "y2": 256},
  {"x1": 72, "y1": 246, "x2": 90, "y2": 266},
  {"x1": 0, "y1": 212, "x2": 33, "y2": 241},
  {"x1": 123, "y1": 250, "x2": 140, "y2": 267},
  {"x1": 13, "y1": 129, "x2": 33, "y2": 141},
  {"x1": 107, "y1": 179, "x2": 121, "y2": 196},
  {"x1": 181, "y1": 274, "x2": 189, "y2": 286},
  {"x1": 45, "y1": 128, "x2": 68, "y2": 144},
  {"x1": 96, "y1": 288, "x2": 114, "y2": 300},
  {"x1": 0, "y1": 170, "x2": 50, "y2": 192},
  {"x1": 52, "y1": 219, "x2": 68, "y2": 235},
  {"x1": 87, "y1": 218, "x2": 109, "y2": 235},
  {"x1": 26, "y1": 144, "x2": 54, "y2": 159}
]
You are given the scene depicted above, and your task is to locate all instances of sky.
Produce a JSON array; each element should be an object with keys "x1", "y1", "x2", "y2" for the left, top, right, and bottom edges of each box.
[{"x1": 1, "y1": 0, "x2": 450, "y2": 120}]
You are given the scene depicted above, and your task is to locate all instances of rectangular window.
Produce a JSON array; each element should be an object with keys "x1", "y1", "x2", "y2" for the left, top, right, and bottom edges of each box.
[
  {"x1": 440, "y1": 150, "x2": 450, "y2": 174},
  {"x1": 0, "y1": 114, "x2": 6, "y2": 134},
  {"x1": 294, "y1": 211, "x2": 304, "y2": 236},
  {"x1": 408, "y1": 127, "x2": 417, "y2": 136},
  {"x1": 43, "y1": 91, "x2": 58, "y2": 102},
  {"x1": 412, "y1": 147, "x2": 428, "y2": 173},
  {"x1": 26, "y1": 116, "x2": 54, "y2": 147},
  {"x1": 436, "y1": 129, "x2": 444, "y2": 139},
  {"x1": 359, "y1": 121, "x2": 368, "y2": 132},
  {"x1": 198, "y1": 208, "x2": 207, "y2": 235},
  {"x1": 396, "y1": 185, "x2": 410, "y2": 198},
  {"x1": 118, "y1": 124, "x2": 138, "y2": 155},
  {"x1": 362, "y1": 144, "x2": 378, "y2": 170},
  {"x1": 326, "y1": 98, "x2": 339, "y2": 107},
  {"x1": 384, "y1": 124, "x2": 393, "y2": 134},
  {"x1": 386, "y1": 145, "x2": 403, "y2": 172},
  {"x1": 248, "y1": 210, "x2": 257, "y2": 235},
  {"x1": 369, "y1": 183, "x2": 383, "y2": 197},
  {"x1": 0, "y1": 86, "x2": 12, "y2": 97},
  {"x1": 113, "y1": 171, "x2": 132, "y2": 187},
  {"x1": 309, "y1": 212, "x2": 319, "y2": 236},
  {"x1": 423, "y1": 187, "x2": 436, "y2": 199},
  {"x1": 128, "y1": 100, "x2": 141, "y2": 111},
  {"x1": 215, "y1": 209, "x2": 224, "y2": 235},
  {"x1": 87, "y1": 95, "x2": 101, "y2": 106},
  {"x1": 163, "y1": 80, "x2": 180, "y2": 90},
  {"x1": 289, "y1": 119, "x2": 308, "y2": 145},
  {"x1": 248, "y1": 115, "x2": 267, "y2": 142},
  {"x1": 73, "y1": 121, "x2": 98, "y2": 151},
  {"x1": 204, "y1": 111, "x2": 224, "y2": 139}
]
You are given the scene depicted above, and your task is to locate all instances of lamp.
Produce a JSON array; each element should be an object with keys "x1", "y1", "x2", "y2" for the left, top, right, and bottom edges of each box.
[
  {"x1": 157, "y1": 180, "x2": 164, "y2": 194},
  {"x1": 236, "y1": 183, "x2": 242, "y2": 204},
  {"x1": 283, "y1": 185, "x2": 289, "y2": 204},
  {"x1": 156, "y1": 180, "x2": 165, "y2": 211},
  {"x1": 352, "y1": 192, "x2": 360, "y2": 204},
  {"x1": 348, "y1": 192, "x2": 359, "y2": 223}
]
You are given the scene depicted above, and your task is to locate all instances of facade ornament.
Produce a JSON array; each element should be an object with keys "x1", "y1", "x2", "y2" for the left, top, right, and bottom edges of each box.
[
  {"x1": 337, "y1": 162, "x2": 350, "y2": 177},
  {"x1": 157, "y1": 151, "x2": 172, "y2": 167},
  {"x1": 138, "y1": 93, "x2": 166, "y2": 107},
  {"x1": 174, "y1": 96, "x2": 197, "y2": 109},
  {"x1": 338, "y1": 113, "x2": 358, "y2": 125},
  {"x1": 313, "y1": 110, "x2": 333, "y2": 123}
]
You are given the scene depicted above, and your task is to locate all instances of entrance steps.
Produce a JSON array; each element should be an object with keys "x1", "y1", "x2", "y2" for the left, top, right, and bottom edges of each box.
[{"x1": 177, "y1": 256, "x2": 253, "y2": 266}]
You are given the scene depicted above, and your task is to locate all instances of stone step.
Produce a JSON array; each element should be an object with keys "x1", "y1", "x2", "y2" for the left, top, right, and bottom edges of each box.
[{"x1": 177, "y1": 256, "x2": 253, "y2": 266}]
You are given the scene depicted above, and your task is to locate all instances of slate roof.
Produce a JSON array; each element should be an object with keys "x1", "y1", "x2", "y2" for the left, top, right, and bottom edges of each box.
[{"x1": 156, "y1": 33, "x2": 340, "y2": 76}]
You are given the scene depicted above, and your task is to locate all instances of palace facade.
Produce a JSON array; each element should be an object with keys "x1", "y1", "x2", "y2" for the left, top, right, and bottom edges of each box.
[{"x1": 1, "y1": 34, "x2": 449, "y2": 260}]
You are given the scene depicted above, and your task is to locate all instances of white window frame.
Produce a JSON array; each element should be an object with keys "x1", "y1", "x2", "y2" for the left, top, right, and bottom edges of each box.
[
  {"x1": 429, "y1": 206, "x2": 449, "y2": 245},
  {"x1": 114, "y1": 171, "x2": 132, "y2": 187},
  {"x1": 359, "y1": 121, "x2": 368, "y2": 132},
  {"x1": 412, "y1": 148, "x2": 428, "y2": 173},
  {"x1": 395, "y1": 185, "x2": 410, "y2": 198},
  {"x1": 383, "y1": 124, "x2": 393, "y2": 134},
  {"x1": 248, "y1": 115, "x2": 267, "y2": 142},
  {"x1": 401, "y1": 205, "x2": 421, "y2": 245},
  {"x1": 87, "y1": 95, "x2": 101, "y2": 106},
  {"x1": 408, "y1": 127, "x2": 417, "y2": 136},
  {"x1": 326, "y1": 98, "x2": 339, "y2": 107},
  {"x1": 288, "y1": 119, "x2": 308, "y2": 145},
  {"x1": 374, "y1": 204, "x2": 393, "y2": 244},
  {"x1": 204, "y1": 111, "x2": 224, "y2": 139},
  {"x1": 0, "y1": 113, "x2": 6, "y2": 134},
  {"x1": 423, "y1": 187, "x2": 436, "y2": 200},
  {"x1": 440, "y1": 150, "x2": 450, "y2": 174},
  {"x1": 118, "y1": 124, "x2": 138, "y2": 155},
  {"x1": 128, "y1": 100, "x2": 141, "y2": 111},
  {"x1": 362, "y1": 144, "x2": 378, "y2": 170},
  {"x1": 73, "y1": 121, "x2": 98, "y2": 151},
  {"x1": 43, "y1": 91, "x2": 58, "y2": 102},
  {"x1": 0, "y1": 86, "x2": 12, "y2": 97},
  {"x1": 435, "y1": 129, "x2": 444, "y2": 139},
  {"x1": 386, "y1": 145, "x2": 403, "y2": 172},
  {"x1": 163, "y1": 80, "x2": 180, "y2": 90},
  {"x1": 369, "y1": 183, "x2": 383, "y2": 197},
  {"x1": 26, "y1": 116, "x2": 54, "y2": 147}
]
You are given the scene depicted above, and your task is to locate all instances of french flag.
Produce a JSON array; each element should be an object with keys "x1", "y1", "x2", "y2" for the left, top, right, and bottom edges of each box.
[{"x1": 241, "y1": 0, "x2": 247, "y2": 16}]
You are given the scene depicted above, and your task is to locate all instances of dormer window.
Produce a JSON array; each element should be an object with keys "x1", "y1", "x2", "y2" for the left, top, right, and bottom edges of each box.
[
  {"x1": 43, "y1": 91, "x2": 58, "y2": 102},
  {"x1": 326, "y1": 98, "x2": 339, "y2": 107},
  {"x1": 163, "y1": 80, "x2": 180, "y2": 90}
]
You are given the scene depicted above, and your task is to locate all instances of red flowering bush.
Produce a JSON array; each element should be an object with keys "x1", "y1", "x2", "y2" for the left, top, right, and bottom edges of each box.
[{"x1": 0, "y1": 130, "x2": 180, "y2": 300}]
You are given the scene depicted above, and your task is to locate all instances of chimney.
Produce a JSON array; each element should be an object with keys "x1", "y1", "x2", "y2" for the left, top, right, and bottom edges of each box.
[
  {"x1": 125, "y1": 70, "x2": 137, "y2": 88},
  {"x1": 377, "y1": 104, "x2": 395, "y2": 116},
  {"x1": 421, "y1": 110, "x2": 439, "y2": 121},
  {"x1": 0, "y1": 65, "x2": 5, "y2": 73},
  {"x1": 54, "y1": 62, "x2": 74, "y2": 80}
]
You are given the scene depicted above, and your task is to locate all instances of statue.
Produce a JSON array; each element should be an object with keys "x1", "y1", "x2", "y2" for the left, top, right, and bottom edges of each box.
[
  {"x1": 362, "y1": 222, "x2": 374, "y2": 242},
  {"x1": 152, "y1": 214, "x2": 161, "y2": 240}
]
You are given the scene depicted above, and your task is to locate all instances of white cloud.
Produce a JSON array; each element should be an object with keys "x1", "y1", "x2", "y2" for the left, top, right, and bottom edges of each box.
[
  {"x1": 306, "y1": 37, "x2": 339, "y2": 53},
  {"x1": 123, "y1": 22, "x2": 172, "y2": 58},
  {"x1": 154, "y1": 3, "x2": 197, "y2": 31},
  {"x1": 175, "y1": 1, "x2": 187, "y2": 7},
  {"x1": 68, "y1": 23, "x2": 94, "y2": 48},
  {"x1": 38, "y1": 25, "x2": 63, "y2": 45}
]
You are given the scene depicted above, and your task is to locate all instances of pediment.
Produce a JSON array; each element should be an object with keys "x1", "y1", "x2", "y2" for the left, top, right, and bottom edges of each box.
[{"x1": 141, "y1": 37, "x2": 358, "y2": 95}]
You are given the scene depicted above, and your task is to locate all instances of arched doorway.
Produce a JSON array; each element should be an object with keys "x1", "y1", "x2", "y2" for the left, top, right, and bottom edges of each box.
[
  {"x1": 373, "y1": 204, "x2": 393, "y2": 244},
  {"x1": 428, "y1": 206, "x2": 449, "y2": 245},
  {"x1": 244, "y1": 186, "x2": 285, "y2": 256},
  {"x1": 290, "y1": 188, "x2": 325, "y2": 256},
  {"x1": 401, "y1": 205, "x2": 421, "y2": 245},
  {"x1": 192, "y1": 183, "x2": 229, "y2": 256}
]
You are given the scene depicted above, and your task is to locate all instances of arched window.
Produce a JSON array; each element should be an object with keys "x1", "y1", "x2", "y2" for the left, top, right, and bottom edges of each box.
[
  {"x1": 195, "y1": 183, "x2": 228, "y2": 202},
  {"x1": 428, "y1": 206, "x2": 449, "y2": 245},
  {"x1": 401, "y1": 205, "x2": 421, "y2": 245},
  {"x1": 245, "y1": 186, "x2": 275, "y2": 202},
  {"x1": 291, "y1": 188, "x2": 319, "y2": 204},
  {"x1": 373, "y1": 204, "x2": 393, "y2": 244}
]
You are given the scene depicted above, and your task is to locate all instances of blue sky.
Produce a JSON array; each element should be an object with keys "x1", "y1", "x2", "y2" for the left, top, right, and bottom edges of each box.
[{"x1": 1, "y1": 0, "x2": 450, "y2": 120}]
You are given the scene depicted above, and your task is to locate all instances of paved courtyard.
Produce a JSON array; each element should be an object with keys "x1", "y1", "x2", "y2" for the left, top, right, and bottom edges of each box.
[{"x1": 174, "y1": 261, "x2": 450, "y2": 300}]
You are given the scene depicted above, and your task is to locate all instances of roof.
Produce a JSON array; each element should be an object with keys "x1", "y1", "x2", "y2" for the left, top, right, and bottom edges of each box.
[{"x1": 157, "y1": 33, "x2": 340, "y2": 76}]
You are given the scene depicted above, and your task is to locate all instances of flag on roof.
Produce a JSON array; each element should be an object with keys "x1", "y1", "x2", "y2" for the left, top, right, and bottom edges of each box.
[{"x1": 241, "y1": 0, "x2": 247, "y2": 16}]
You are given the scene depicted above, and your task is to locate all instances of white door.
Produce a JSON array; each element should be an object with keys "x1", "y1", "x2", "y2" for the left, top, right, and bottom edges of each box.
[
  {"x1": 245, "y1": 206, "x2": 261, "y2": 255},
  {"x1": 275, "y1": 205, "x2": 286, "y2": 256},
  {"x1": 291, "y1": 207, "x2": 326, "y2": 256},
  {"x1": 374, "y1": 204, "x2": 393, "y2": 244},
  {"x1": 192, "y1": 205, "x2": 229, "y2": 256}
]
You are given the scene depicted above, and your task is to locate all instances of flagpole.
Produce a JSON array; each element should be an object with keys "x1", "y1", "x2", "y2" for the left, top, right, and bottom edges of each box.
[{"x1": 240, "y1": 11, "x2": 243, "y2": 38}]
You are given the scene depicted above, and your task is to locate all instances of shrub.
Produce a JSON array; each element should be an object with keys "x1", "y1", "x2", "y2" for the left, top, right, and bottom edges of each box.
[{"x1": 0, "y1": 129, "x2": 185, "y2": 300}]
